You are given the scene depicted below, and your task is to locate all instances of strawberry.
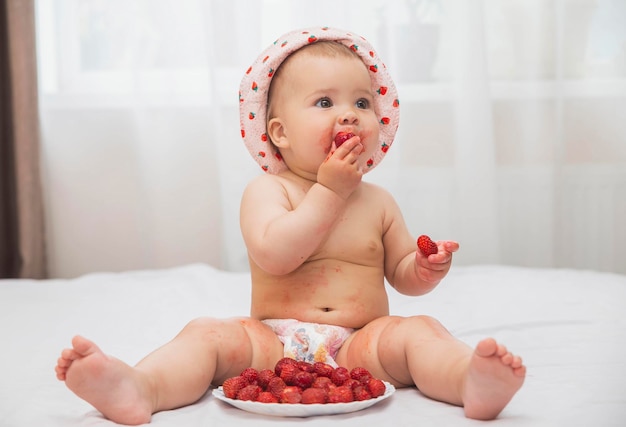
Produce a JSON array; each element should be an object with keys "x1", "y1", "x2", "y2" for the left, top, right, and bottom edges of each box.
[
  {"x1": 350, "y1": 367, "x2": 372, "y2": 384},
  {"x1": 367, "y1": 378, "x2": 386, "y2": 398},
  {"x1": 331, "y1": 366, "x2": 350, "y2": 386},
  {"x1": 279, "y1": 363, "x2": 300, "y2": 385},
  {"x1": 313, "y1": 362, "x2": 334, "y2": 378},
  {"x1": 240, "y1": 367, "x2": 259, "y2": 385},
  {"x1": 343, "y1": 378, "x2": 361, "y2": 390},
  {"x1": 352, "y1": 385, "x2": 372, "y2": 401},
  {"x1": 266, "y1": 376, "x2": 287, "y2": 399},
  {"x1": 257, "y1": 369, "x2": 276, "y2": 389},
  {"x1": 311, "y1": 376, "x2": 334, "y2": 391},
  {"x1": 417, "y1": 234, "x2": 438, "y2": 256},
  {"x1": 274, "y1": 357, "x2": 298, "y2": 377},
  {"x1": 280, "y1": 386, "x2": 303, "y2": 404},
  {"x1": 328, "y1": 385, "x2": 354, "y2": 403},
  {"x1": 237, "y1": 384, "x2": 262, "y2": 401},
  {"x1": 301, "y1": 387, "x2": 328, "y2": 404},
  {"x1": 293, "y1": 370, "x2": 314, "y2": 389},
  {"x1": 334, "y1": 131, "x2": 355, "y2": 147},
  {"x1": 297, "y1": 361, "x2": 315, "y2": 373},
  {"x1": 257, "y1": 391, "x2": 279, "y2": 403},
  {"x1": 222, "y1": 376, "x2": 248, "y2": 399}
]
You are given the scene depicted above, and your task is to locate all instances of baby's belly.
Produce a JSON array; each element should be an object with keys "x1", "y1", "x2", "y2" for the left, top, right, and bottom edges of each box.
[{"x1": 250, "y1": 260, "x2": 389, "y2": 329}]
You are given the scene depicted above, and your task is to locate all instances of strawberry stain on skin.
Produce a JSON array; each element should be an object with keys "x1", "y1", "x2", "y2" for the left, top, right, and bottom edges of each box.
[
  {"x1": 320, "y1": 133, "x2": 334, "y2": 154},
  {"x1": 280, "y1": 290, "x2": 291, "y2": 305}
]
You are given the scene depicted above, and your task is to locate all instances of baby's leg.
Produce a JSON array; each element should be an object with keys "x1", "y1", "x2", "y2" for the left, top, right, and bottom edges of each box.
[
  {"x1": 55, "y1": 317, "x2": 283, "y2": 425},
  {"x1": 335, "y1": 315, "x2": 525, "y2": 420}
]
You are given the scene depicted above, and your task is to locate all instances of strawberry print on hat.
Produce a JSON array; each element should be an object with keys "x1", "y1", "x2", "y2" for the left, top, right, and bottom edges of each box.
[{"x1": 239, "y1": 26, "x2": 400, "y2": 174}]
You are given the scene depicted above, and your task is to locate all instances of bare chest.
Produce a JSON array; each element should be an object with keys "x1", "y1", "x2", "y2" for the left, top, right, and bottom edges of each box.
[{"x1": 310, "y1": 196, "x2": 385, "y2": 265}]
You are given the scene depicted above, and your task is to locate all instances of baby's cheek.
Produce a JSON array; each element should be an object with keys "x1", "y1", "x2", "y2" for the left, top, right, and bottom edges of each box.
[
  {"x1": 320, "y1": 139, "x2": 332, "y2": 154},
  {"x1": 316, "y1": 132, "x2": 333, "y2": 154},
  {"x1": 359, "y1": 129, "x2": 375, "y2": 150}
]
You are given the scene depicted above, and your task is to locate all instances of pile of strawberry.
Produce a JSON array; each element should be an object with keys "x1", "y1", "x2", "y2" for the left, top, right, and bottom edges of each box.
[{"x1": 221, "y1": 357, "x2": 387, "y2": 404}]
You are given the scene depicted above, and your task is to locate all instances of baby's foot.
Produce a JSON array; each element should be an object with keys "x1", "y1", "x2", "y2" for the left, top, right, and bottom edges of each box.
[
  {"x1": 55, "y1": 336, "x2": 154, "y2": 425},
  {"x1": 462, "y1": 338, "x2": 526, "y2": 420}
]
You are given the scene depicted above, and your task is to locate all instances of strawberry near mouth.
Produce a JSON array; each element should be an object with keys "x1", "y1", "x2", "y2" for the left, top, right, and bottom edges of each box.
[{"x1": 334, "y1": 132, "x2": 356, "y2": 147}]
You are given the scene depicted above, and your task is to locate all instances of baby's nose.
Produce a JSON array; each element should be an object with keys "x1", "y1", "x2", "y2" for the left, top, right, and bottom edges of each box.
[{"x1": 339, "y1": 108, "x2": 359, "y2": 124}]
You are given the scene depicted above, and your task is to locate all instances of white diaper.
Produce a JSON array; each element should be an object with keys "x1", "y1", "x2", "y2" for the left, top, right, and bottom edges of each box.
[{"x1": 262, "y1": 319, "x2": 354, "y2": 367}]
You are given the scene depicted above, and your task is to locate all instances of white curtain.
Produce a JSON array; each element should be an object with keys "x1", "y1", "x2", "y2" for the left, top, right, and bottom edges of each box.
[{"x1": 35, "y1": 0, "x2": 626, "y2": 278}]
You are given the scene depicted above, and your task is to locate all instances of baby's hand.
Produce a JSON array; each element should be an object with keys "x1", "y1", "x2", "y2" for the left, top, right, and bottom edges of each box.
[
  {"x1": 317, "y1": 135, "x2": 363, "y2": 199},
  {"x1": 415, "y1": 239, "x2": 459, "y2": 285}
]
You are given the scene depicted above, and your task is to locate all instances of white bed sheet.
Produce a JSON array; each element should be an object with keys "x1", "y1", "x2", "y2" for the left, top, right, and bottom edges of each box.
[{"x1": 1, "y1": 264, "x2": 625, "y2": 426}]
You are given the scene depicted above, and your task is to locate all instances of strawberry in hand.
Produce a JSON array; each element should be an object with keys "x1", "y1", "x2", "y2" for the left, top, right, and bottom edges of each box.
[
  {"x1": 334, "y1": 131, "x2": 355, "y2": 147},
  {"x1": 318, "y1": 132, "x2": 363, "y2": 201},
  {"x1": 417, "y1": 235, "x2": 438, "y2": 257}
]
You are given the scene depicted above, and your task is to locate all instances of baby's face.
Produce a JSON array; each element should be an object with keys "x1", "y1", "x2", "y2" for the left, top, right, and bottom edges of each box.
[{"x1": 269, "y1": 52, "x2": 379, "y2": 176}]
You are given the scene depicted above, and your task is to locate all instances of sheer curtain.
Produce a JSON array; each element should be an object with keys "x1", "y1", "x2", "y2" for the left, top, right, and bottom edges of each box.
[{"x1": 35, "y1": 0, "x2": 626, "y2": 278}]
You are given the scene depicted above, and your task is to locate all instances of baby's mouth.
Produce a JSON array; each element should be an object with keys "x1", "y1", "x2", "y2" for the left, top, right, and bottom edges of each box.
[{"x1": 334, "y1": 132, "x2": 356, "y2": 147}]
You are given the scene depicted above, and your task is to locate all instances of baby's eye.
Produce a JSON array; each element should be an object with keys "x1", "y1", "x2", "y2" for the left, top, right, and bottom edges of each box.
[
  {"x1": 356, "y1": 98, "x2": 370, "y2": 109},
  {"x1": 315, "y1": 97, "x2": 333, "y2": 108}
]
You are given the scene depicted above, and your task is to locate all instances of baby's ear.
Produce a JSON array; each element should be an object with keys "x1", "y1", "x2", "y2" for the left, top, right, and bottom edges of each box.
[{"x1": 267, "y1": 117, "x2": 289, "y2": 148}]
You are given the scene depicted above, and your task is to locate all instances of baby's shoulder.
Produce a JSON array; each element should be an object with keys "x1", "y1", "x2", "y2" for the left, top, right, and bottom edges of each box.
[
  {"x1": 359, "y1": 180, "x2": 395, "y2": 200},
  {"x1": 243, "y1": 173, "x2": 285, "y2": 192},
  {"x1": 355, "y1": 182, "x2": 403, "y2": 220},
  {"x1": 242, "y1": 173, "x2": 305, "y2": 209}
]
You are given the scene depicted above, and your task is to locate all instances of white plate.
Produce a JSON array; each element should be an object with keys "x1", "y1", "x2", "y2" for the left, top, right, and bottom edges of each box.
[{"x1": 212, "y1": 382, "x2": 395, "y2": 417}]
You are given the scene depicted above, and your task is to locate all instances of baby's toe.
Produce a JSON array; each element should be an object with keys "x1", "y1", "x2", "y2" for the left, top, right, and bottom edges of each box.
[
  {"x1": 511, "y1": 355, "x2": 523, "y2": 369},
  {"x1": 495, "y1": 343, "x2": 508, "y2": 357},
  {"x1": 501, "y1": 353, "x2": 514, "y2": 365}
]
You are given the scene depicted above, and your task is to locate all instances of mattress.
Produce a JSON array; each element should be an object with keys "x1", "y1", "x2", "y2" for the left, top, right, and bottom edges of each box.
[{"x1": 1, "y1": 264, "x2": 625, "y2": 426}]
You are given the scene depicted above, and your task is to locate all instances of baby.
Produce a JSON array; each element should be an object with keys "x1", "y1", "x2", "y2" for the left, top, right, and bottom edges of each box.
[{"x1": 55, "y1": 27, "x2": 525, "y2": 425}]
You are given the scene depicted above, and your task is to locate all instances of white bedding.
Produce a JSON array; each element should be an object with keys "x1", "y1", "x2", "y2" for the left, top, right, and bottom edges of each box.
[{"x1": 1, "y1": 264, "x2": 625, "y2": 426}]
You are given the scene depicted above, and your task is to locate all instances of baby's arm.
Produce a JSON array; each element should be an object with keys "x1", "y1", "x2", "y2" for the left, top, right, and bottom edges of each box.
[
  {"x1": 241, "y1": 176, "x2": 345, "y2": 275},
  {"x1": 240, "y1": 140, "x2": 364, "y2": 275},
  {"x1": 381, "y1": 190, "x2": 459, "y2": 295}
]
